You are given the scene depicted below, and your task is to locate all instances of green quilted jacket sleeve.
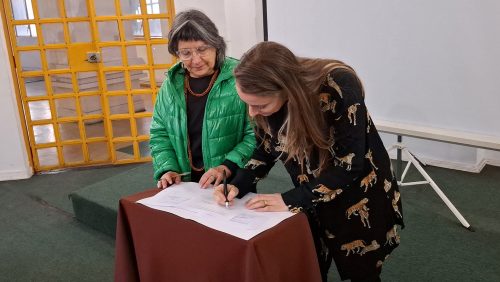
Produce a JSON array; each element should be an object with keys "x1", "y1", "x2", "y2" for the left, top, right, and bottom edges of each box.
[{"x1": 149, "y1": 78, "x2": 183, "y2": 180}]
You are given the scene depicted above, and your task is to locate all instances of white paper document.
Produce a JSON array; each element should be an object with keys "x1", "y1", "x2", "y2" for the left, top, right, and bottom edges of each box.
[{"x1": 136, "y1": 182, "x2": 295, "y2": 240}]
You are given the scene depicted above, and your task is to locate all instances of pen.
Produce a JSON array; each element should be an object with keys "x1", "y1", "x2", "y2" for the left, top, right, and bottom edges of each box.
[
  {"x1": 178, "y1": 172, "x2": 191, "y2": 176},
  {"x1": 223, "y1": 170, "x2": 229, "y2": 208}
]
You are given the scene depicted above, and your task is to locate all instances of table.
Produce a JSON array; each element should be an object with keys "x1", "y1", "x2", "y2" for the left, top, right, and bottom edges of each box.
[{"x1": 114, "y1": 189, "x2": 322, "y2": 282}]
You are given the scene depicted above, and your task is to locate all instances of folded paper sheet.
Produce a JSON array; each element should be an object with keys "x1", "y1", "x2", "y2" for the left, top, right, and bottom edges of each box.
[{"x1": 137, "y1": 182, "x2": 295, "y2": 240}]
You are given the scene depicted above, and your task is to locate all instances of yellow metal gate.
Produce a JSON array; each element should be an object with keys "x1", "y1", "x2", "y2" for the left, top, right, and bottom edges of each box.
[{"x1": 1, "y1": 0, "x2": 175, "y2": 171}]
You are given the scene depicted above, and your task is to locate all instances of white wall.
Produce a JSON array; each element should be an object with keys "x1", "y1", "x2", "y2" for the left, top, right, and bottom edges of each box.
[
  {"x1": 266, "y1": 0, "x2": 500, "y2": 172},
  {"x1": 0, "y1": 17, "x2": 33, "y2": 181},
  {"x1": 172, "y1": 0, "x2": 497, "y2": 172},
  {"x1": 223, "y1": 0, "x2": 264, "y2": 58}
]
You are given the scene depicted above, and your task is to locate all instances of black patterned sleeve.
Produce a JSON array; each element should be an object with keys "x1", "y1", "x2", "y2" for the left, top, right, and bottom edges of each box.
[
  {"x1": 230, "y1": 129, "x2": 279, "y2": 198},
  {"x1": 282, "y1": 69, "x2": 368, "y2": 209}
]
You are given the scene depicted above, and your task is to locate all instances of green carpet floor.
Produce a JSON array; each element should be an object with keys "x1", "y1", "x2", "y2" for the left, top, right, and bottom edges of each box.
[
  {"x1": 70, "y1": 163, "x2": 154, "y2": 237},
  {"x1": 1, "y1": 162, "x2": 499, "y2": 281},
  {"x1": 0, "y1": 163, "x2": 152, "y2": 282}
]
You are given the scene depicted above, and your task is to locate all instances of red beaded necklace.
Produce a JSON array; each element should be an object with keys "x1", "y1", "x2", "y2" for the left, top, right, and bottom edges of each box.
[
  {"x1": 184, "y1": 70, "x2": 219, "y2": 171},
  {"x1": 184, "y1": 70, "x2": 219, "y2": 97}
]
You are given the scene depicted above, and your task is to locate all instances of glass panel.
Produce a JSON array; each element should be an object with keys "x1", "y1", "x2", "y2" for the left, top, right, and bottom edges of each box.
[
  {"x1": 115, "y1": 141, "x2": 134, "y2": 160},
  {"x1": 41, "y1": 23, "x2": 65, "y2": 45},
  {"x1": 24, "y1": 77, "x2": 47, "y2": 97},
  {"x1": 132, "y1": 69, "x2": 149, "y2": 90},
  {"x1": 126, "y1": 45, "x2": 147, "y2": 66},
  {"x1": 105, "y1": 71, "x2": 126, "y2": 91},
  {"x1": 88, "y1": 141, "x2": 109, "y2": 161},
  {"x1": 77, "y1": 72, "x2": 99, "y2": 93},
  {"x1": 94, "y1": 2, "x2": 116, "y2": 16},
  {"x1": 129, "y1": 93, "x2": 145, "y2": 112},
  {"x1": 138, "y1": 140, "x2": 151, "y2": 157},
  {"x1": 151, "y1": 44, "x2": 171, "y2": 65},
  {"x1": 50, "y1": 74, "x2": 73, "y2": 94},
  {"x1": 33, "y1": 124, "x2": 55, "y2": 144},
  {"x1": 111, "y1": 119, "x2": 131, "y2": 137},
  {"x1": 149, "y1": 19, "x2": 168, "y2": 39},
  {"x1": 121, "y1": 0, "x2": 141, "y2": 15},
  {"x1": 98, "y1": 21, "x2": 119, "y2": 42},
  {"x1": 146, "y1": 0, "x2": 166, "y2": 14},
  {"x1": 122, "y1": 19, "x2": 143, "y2": 40},
  {"x1": 37, "y1": 147, "x2": 58, "y2": 167},
  {"x1": 134, "y1": 93, "x2": 153, "y2": 112},
  {"x1": 46, "y1": 49, "x2": 68, "y2": 69},
  {"x1": 10, "y1": 0, "x2": 34, "y2": 20},
  {"x1": 68, "y1": 22, "x2": 91, "y2": 43},
  {"x1": 136, "y1": 117, "x2": 152, "y2": 135},
  {"x1": 55, "y1": 97, "x2": 77, "y2": 118},
  {"x1": 85, "y1": 119, "x2": 105, "y2": 138},
  {"x1": 20, "y1": 50, "x2": 42, "y2": 71},
  {"x1": 37, "y1": 0, "x2": 61, "y2": 18},
  {"x1": 15, "y1": 24, "x2": 32, "y2": 36},
  {"x1": 141, "y1": 69, "x2": 154, "y2": 89},
  {"x1": 15, "y1": 25, "x2": 38, "y2": 47},
  {"x1": 130, "y1": 69, "x2": 148, "y2": 90},
  {"x1": 108, "y1": 95, "x2": 130, "y2": 115},
  {"x1": 28, "y1": 100, "x2": 51, "y2": 120},
  {"x1": 59, "y1": 122, "x2": 80, "y2": 140},
  {"x1": 101, "y1": 46, "x2": 123, "y2": 67},
  {"x1": 154, "y1": 68, "x2": 168, "y2": 86},
  {"x1": 63, "y1": 144, "x2": 83, "y2": 163},
  {"x1": 65, "y1": 0, "x2": 88, "y2": 17},
  {"x1": 80, "y1": 95, "x2": 102, "y2": 115}
]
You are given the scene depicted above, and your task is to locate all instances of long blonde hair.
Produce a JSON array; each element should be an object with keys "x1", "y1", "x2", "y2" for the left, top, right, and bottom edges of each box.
[{"x1": 234, "y1": 41, "x2": 363, "y2": 172}]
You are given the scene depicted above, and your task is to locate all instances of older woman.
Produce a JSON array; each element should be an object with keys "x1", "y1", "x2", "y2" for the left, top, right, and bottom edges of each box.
[{"x1": 150, "y1": 9, "x2": 255, "y2": 189}]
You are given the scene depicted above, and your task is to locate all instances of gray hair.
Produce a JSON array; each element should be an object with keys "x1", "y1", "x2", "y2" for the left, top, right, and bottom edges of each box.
[{"x1": 167, "y1": 9, "x2": 226, "y2": 69}]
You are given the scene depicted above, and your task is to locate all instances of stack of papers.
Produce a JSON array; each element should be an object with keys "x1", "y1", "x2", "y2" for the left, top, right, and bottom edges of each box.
[{"x1": 137, "y1": 182, "x2": 295, "y2": 240}]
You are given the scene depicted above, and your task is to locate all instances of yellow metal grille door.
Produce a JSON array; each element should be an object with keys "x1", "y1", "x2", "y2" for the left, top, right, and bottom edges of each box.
[{"x1": 1, "y1": 0, "x2": 175, "y2": 171}]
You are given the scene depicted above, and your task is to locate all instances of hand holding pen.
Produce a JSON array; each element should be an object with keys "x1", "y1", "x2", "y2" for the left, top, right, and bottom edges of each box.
[
  {"x1": 223, "y1": 170, "x2": 229, "y2": 208},
  {"x1": 213, "y1": 180, "x2": 239, "y2": 207}
]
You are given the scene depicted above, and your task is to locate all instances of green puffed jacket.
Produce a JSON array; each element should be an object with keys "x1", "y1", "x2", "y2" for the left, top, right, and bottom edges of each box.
[{"x1": 150, "y1": 57, "x2": 255, "y2": 181}]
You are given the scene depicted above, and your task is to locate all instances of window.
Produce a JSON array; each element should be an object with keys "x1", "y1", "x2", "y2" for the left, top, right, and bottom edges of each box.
[
  {"x1": 133, "y1": 0, "x2": 163, "y2": 38},
  {"x1": 12, "y1": 0, "x2": 37, "y2": 37},
  {"x1": 146, "y1": 0, "x2": 160, "y2": 14}
]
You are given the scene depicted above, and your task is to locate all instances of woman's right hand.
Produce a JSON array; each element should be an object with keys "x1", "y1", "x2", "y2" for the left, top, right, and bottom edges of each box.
[
  {"x1": 157, "y1": 171, "x2": 182, "y2": 189},
  {"x1": 213, "y1": 184, "x2": 239, "y2": 206}
]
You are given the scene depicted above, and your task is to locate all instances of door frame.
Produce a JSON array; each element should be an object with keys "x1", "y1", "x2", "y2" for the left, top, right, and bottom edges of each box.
[{"x1": 0, "y1": 0, "x2": 34, "y2": 172}]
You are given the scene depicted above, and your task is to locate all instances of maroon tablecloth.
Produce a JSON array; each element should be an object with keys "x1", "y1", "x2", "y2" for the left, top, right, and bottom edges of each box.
[{"x1": 114, "y1": 189, "x2": 322, "y2": 282}]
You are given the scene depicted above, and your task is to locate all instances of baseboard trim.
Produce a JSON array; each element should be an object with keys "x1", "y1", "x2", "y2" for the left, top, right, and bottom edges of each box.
[
  {"x1": 421, "y1": 158, "x2": 483, "y2": 173},
  {"x1": 482, "y1": 158, "x2": 500, "y2": 168},
  {"x1": 0, "y1": 169, "x2": 33, "y2": 181},
  {"x1": 388, "y1": 152, "x2": 484, "y2": 173}
]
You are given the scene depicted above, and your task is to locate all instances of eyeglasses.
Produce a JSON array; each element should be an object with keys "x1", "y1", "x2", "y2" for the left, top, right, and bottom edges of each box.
[{"x1": 176, "y1": 45, "x2": 213, "y2": 61}]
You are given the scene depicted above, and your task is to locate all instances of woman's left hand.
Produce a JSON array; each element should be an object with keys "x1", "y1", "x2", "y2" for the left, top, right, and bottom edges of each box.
[
  {"x1": 199, "y1": 165, "x2": 230, "y2": 189},
  {"x1": 245, "y1": 193, "x2": 288, "y2": 212}
]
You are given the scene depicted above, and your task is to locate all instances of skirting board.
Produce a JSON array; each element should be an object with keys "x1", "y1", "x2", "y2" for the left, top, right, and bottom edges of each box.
[
  {"x1": 387, "y1": 151, "x2": 498, "y2": 173},
  {"x1": 0, "y1": 168, "x2": 33, "y2": 181}
]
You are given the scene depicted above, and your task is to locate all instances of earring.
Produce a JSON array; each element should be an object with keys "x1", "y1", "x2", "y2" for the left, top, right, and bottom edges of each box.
[{"x1": 181, "y1": 62, "x2": 185, "y2": 69}]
